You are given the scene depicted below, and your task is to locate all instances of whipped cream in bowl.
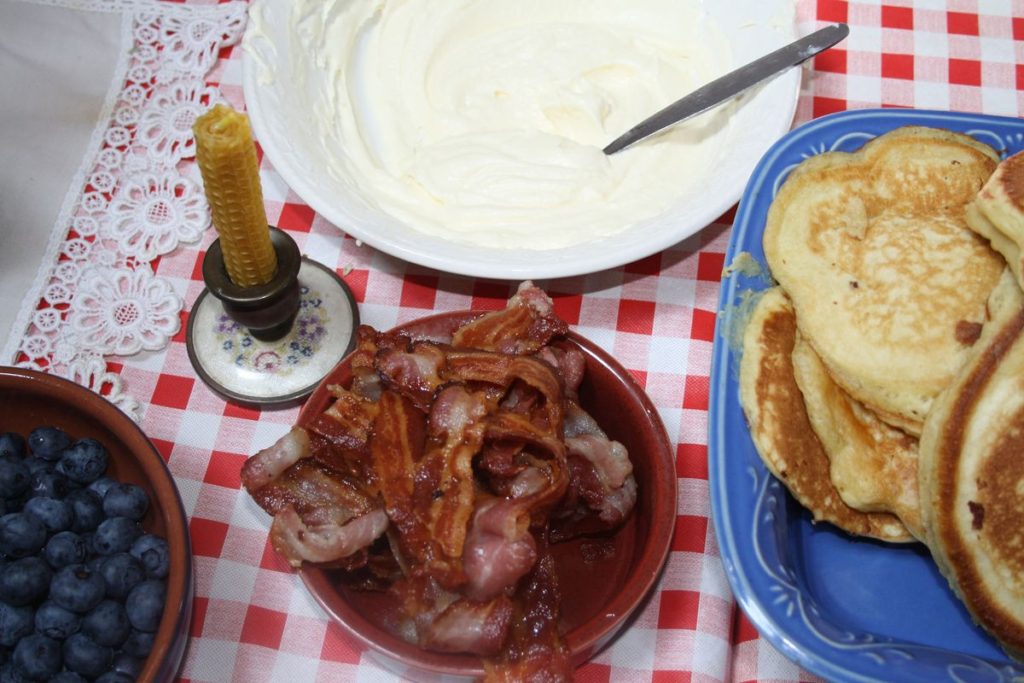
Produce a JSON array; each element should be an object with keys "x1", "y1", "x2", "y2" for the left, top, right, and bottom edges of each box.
[{"x1": 243, "y1": 0, "x2": 798, "y2": 278}]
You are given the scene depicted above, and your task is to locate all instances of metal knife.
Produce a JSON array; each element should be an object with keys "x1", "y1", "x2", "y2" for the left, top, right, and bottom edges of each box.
[{"x1": 603, "y1": 23, "x2": 849, "y2": 155}]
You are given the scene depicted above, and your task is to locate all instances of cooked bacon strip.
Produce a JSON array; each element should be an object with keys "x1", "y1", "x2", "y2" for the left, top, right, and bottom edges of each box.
[
  {"x1": 421, "y1": 386, "x2": 489, "y2": 561},
  {"x1": 349, "y1": 325, "x2": 380, "y2": 373},
  {"x1": 484, "y1": 411, "x2": 565, "y2": 461},
  {"x1": 270, "y1": 507, "x2": 389, "y2": 567},
  {"x1": 319, "y1": 384, "x2": 378, "y2": 444},
  {"x1": 392, "y1": 575, "x2": 458, "y2": 639},
  {"x1": 241, "y1": 428, "x2": 312, "y2": 492},
  {"x1": 420, "y1": 596, "x2": 515, "y2": 656},
  {"x1": 565, "y1": 436, "x2": 634, "y2": 528},
  {"x1": 564, "y1": 403, "x2": 633, "y2": 488},
  {"x1": 454, "y1": 305, "x2": 535, "y2": 353},
  {"x1": 552, "y1": 401, "x2": 638, "y2": 536},
  {"x1": 447, "y1": 352, "x2": 564, "y2": 431},
  {"x1": 483, "y1": 551, "x2": 573, "y2": 682},
  {"x1": 246, "y1": 459, "x2": 372, "y2": 522},
  {"x1": 452, "y1": 282, "x2": 567, "y2": 355},
  {"x1": 393, "y1": 572, "x2": 516, "y2": 658},
  {"x1": 369, "y1": 391, "x2": 423, "y2": 533},
  {"x1": 376, "y1": 341, "x2": 447, "y2": 410},
  {"x1": 562, "y1": 456, "x2": 638, "y2": 529},
  {"x1": 507, "y1": 467, "x2": 549, "y2": 499},
  {"x1": 463, "y1": 497, "x2": 537, "y2": 601},
  {"x1": 350, "y1": 367, "x2": 383, "y2": 401},
  {"x1": 537, "y1": 343, "x2": 586, "y2": 397},
  {"x1": 477, "y1": 441, "x2": 527, "y2": 480},
  {"x1": 369, "y1": 390, "x2": 473, "y2": 583},
  {"x1": 479, "y1": 407, "x2": 571, "y2": 516},
  {"x1": 596, "y1": 475, "x2": 637, "y2": 527},
  {"x1": 348, "y1": 327, "x2": 386, "y2": 399},
  {"x1": 566, "y1": 435, "x2": 632, "y2": 490},
  {"x1": 302, "y1": 393, "x2": 379, "y2": 491}
]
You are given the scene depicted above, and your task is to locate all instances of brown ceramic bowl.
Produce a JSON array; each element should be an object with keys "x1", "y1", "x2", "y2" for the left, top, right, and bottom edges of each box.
[
  {"x1": 296, "y1": 312, "x2": 676, "y2": 678},
  {"x1": 0, "y1": 367, "x2": 192, "y2": 683}
]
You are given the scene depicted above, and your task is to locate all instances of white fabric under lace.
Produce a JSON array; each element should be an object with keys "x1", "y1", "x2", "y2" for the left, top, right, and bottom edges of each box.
[{"x1": 3, "y1": 0, "x2": 247, "y2": 420}]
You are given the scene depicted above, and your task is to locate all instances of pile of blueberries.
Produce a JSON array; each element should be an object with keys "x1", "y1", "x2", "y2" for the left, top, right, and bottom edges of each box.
[{"x1": 0, "y1": 427, "x2": 169, "y2": 682}]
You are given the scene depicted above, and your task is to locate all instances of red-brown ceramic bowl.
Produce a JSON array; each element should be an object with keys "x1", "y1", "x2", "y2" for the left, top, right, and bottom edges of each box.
[
  {"x1": 0, "y1": 367, "x2": 192, "y2": 683},
  {"x1": 296, "y1": 312, "x2": 676, "y2": 678}
]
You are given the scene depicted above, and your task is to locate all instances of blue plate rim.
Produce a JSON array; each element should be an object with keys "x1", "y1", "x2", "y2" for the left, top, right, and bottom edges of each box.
[{"x1": 708, "y1": 107, "x2": 1024, "y2": 683}]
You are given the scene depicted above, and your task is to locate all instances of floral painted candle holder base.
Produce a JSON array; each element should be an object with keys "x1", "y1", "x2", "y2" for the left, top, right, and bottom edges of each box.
[{"x1": 186, "y1": 228, "x2": 358, "y2": 406}]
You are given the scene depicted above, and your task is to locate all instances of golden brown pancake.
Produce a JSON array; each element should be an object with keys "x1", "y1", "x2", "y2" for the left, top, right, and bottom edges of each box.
[
  {"x1": 763, "y1": 126, "x2": 1004, "y2": 435},
  {"x1": 791, "y1": 332, "x2": 923, "y2": 540},
  {"x1": 969, "y1": 150, "x2": 1024, "y2": 290},
  {"x1": 739, "y1": 287, "x2": 912, "y2": 543},
  {"x1": 919, "y1": 269, "x2": 1024, "y2": 659}
]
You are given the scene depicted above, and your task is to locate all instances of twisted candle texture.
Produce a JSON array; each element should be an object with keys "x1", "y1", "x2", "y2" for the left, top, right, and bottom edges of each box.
[{"x1": 194, "y1": 104, "x2": 277, "y2": 287}]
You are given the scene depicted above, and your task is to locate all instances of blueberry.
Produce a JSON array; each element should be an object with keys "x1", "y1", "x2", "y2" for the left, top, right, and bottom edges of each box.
[
  {"x1": 0, "y1": 557, "x2": 51, "y2": 606},
  {"x1": 21, "y1": 459, "x2": 50, "y2": 478},
  {"x1": 98, "y1": 553, "x2": 144, "y2": 600},
  {"x1": 26, "y1": 470, "x2": 71, "y2": 501},
  {"x1": 23, "y1": 496, "x2": 71, "y2": 533},
  {"x1": 43, "y1": 531, "x2": 88, "y2": 569},
  {"x1": 81, "y1": 600, "x2": 130, "y2": 648},
  {"x1": 86, "y1": 477, "x2": 116, "y2": 499},
  {"x1": 56, "y1": 440, "x2": 108, "y2": 485},
  {"x1": 0, "y1": 513, "x2": 46, "y2": 558},
  {"x1": 0, "y1": 435, "x2": 25, "y2": 460},
  {"x1": 0, "y1": 603, "x2": 33, "y2": 648},
  {"x1": 34, "y1": 601, "x2": 81, "y2": 640},
  {"x1": 110, "y1": 652, "x2": 142, "y2": 677},
  {"x1": 125, "y1": 580, "x2": 165, "y2": 632},
  {"x1": 62, "y1": 632, "x2": 112, "y2": 679},
  {"x1": 0, "y1": 662, "x2": 28, "y2": 683},
  {"x1": 0, "y1": 458, "x2": 29, "y2": 501},
  {"x1": 130, "y1": 533, "x2": 169, "y2": 579},
  {"x1": 119, "y1": 628, "x2": 154, "y2": 658},
  {"x1": 102, "y1": 484, "x2": 148, "y2": 521},
  {"x1": 12, "y1": 634, "x2": 61, "y2": 681},
  {"x1": 26, "y1": 427, "x2": 70, "y2": 462},
  {"x1": 50, "y1": 565, "x2": 105, "y2": 614},
  {"x1": 92, "y1": 518, "x2": 140, "y2": 556},
  {"x1": 86, "y1": 552, "x2": 105, "y2": 574},
  {"x1": 95, "y1": 673, "x2": 134, "y2": 683},
  {"x1": 64, "y1": 490, "x2": 103, "y2": 533},
  {"x1": 50, "y1": 673, "x2": 87, "y2": 683}
]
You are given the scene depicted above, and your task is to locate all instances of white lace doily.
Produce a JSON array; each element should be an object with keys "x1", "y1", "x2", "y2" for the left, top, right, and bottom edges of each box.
[{"x1": 3, "y1": 0, "x2": 247, "y2": 420}]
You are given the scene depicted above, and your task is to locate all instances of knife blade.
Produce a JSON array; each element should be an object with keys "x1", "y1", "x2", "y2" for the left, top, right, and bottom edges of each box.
[{"x1": 602, "y1": 23, "x2": 849, "y2": 155}]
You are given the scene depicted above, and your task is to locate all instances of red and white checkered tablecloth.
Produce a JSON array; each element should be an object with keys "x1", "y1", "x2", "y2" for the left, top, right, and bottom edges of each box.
[{"x1": 12, "y1": 0, "x2": 1024, "y2": 681}]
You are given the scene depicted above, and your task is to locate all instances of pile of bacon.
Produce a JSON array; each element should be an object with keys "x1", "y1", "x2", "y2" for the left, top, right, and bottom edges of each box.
[{"x1": 240, "y1": 282, "x2": 637, "y2": 680}]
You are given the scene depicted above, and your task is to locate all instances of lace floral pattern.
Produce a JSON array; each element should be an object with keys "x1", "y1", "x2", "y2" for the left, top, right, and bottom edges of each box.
[
  {"x1": 71, "y1": 265, "x2": 182, "y2": 356},
  {"x1": 106, "y1": 170, "x2": 208, "y2": 261},
  {"x1": 7, "y1": 0, "x2": 248, "y2": 420}
]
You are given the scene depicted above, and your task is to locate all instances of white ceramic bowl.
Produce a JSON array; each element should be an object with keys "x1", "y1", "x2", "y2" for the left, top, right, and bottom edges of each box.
[{"x1": 242, "y1": 0, "x2": 799, "y2": 279}]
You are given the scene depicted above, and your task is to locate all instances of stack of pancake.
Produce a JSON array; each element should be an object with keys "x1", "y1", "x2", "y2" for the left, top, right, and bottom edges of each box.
[{"x1": 739, "y1": 127, "x2": 1024, "y2": 659}]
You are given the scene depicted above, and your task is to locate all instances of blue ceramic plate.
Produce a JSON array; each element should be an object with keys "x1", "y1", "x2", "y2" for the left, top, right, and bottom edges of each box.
[{"x1": 709, "y1": 108, "x2": 1024, "y2": 683}]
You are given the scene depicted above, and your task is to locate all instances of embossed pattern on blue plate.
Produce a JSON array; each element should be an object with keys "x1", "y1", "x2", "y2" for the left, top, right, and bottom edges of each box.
[{"x1": 709, "y1": 109, "x2": 1024, "y2": 683}]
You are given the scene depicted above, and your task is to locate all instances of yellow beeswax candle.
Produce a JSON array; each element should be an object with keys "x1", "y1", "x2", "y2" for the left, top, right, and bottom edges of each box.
[{"x1": 194, "y1": 104, "x2": 278, "y2": 287}]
